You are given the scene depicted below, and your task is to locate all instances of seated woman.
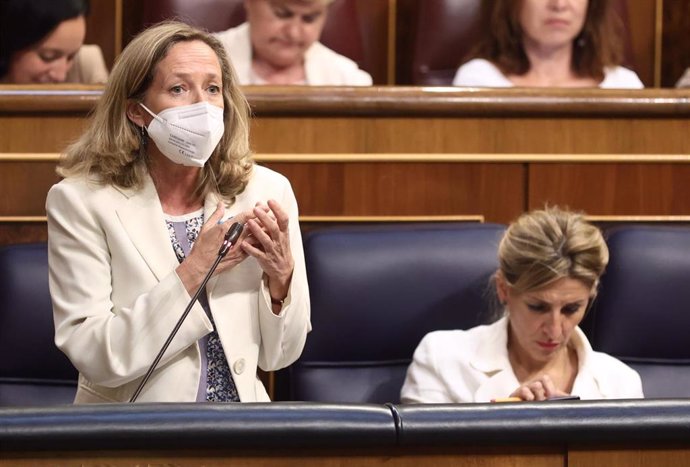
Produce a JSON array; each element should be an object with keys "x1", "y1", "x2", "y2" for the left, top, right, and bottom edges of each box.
[
  {"x1": 401, "y1": 207, "x2": 643, "y2": 403},
  {"x1": 213, "y1": 0, "x2": 372, "y2": 85},
  {"x1": 0, "y1": 0, "x2": 108, "y2": 84},
  {"x1": 453, "y1": 0, "x2": 643, "y2": 89}
]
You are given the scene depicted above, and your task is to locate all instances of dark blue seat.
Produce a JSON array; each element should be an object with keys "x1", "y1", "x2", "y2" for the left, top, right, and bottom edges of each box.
[
  {"x1": 0, "y1": 243, "x2": 77, "y2": 406},
  {"x1": 589, "y1": 226, "x2": 690, "y2": 398},
  {"x1": 275, "y1": 223, "x2": 505, "y2": 403}
]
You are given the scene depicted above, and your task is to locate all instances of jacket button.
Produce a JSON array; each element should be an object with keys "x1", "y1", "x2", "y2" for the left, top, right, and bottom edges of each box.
[{"x1": 233, "y1": 359, "x2": 245, "y2": 375}]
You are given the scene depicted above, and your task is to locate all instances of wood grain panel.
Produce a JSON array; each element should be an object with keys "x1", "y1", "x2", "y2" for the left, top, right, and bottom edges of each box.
[
  {"x1": 0, "y1": 162, "x2": 59, "y2": 216},
  {"x1": 251, "y1": 116, "x2": 690, "y2": 154},
  {"x1": 528, "y1": 164, "x2": 690, "y2": 215},
  {"x1": 662, "y1": 0, "x2": 690, "y2": 87},
  {"x1": 625, "y1": 0, "x2": 657, "y2": 86},
  {"x1": 0, "y1": 447, "x2": 564, "y2": 467},
  {"x1": 84, "y1": 0, "x2": 118, "y2": 69},
  {"x1": 569, "y1": 446, "x2": 690, "y2": 467},
  {"x1": 0, "y1": 222, "x2": 47, "y2": 246},
  {"x1": 354, "y1": 0, "x2": 390, "y2": 84},
  {"x1": 263, "y1": 162, "x2": 524, "y2": 222},
  {"x1": 0, "y1": 116, "x2": 86, "y2": 152}
]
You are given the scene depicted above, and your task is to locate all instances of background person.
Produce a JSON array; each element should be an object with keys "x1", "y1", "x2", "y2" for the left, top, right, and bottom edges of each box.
[
  {"x1": 47, "y1": 21, "x2": 310, "y2": 403},
  {"x1": 213, "y1": 0, "x2": 372, "y2": 85},
  {"x1": 676, "y1": 67, "x2": 690, "y2": 88},
  {"x1": 453, "y1": 0, "x2": 643, "y2": 89},
  {"x1": 401, "y1": 207, "x2": 643, "y2": 403},
  {"x1": 0, "y1": 0, "x2": 108, "y2": 84}
]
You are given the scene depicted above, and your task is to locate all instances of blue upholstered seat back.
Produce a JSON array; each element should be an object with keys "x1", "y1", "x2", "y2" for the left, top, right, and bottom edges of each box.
[
  {"x1": 277, "y1": 223, "x2": 506, "y2": 403},
  {"x1": 590, "y1": 226, "x2": 690, "y2": 398},
  {"x1": 0, "y1": 243, "x2": 77, "y2": 406}
]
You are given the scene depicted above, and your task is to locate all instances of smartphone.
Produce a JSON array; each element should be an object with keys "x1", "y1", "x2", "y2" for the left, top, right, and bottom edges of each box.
[{"x1": 547, "y1": 395, "x2": 580, "y2": 401}]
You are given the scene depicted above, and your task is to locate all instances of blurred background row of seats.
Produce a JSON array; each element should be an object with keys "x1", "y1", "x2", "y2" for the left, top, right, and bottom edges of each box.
[
  {"x1": 2, "y1": 223, "x2": 690, "y2": 406},
  {"x1": 80, "y1": 0, "x2": 690, "y2": 87}
]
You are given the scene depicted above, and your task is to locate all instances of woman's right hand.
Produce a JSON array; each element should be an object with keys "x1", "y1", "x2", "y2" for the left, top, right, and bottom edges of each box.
[
  {"x1": 509, "y1": 374, "x2": 569, "y2": 401},
  {"x1": 176, "y1": 202, "x2": 260, "y2": 295}
]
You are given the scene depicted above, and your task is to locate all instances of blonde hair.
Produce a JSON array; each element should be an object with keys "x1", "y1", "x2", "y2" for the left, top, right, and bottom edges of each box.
[
  {"x1": 57, "y1": 21, "x2": 253, "y2": 202},
  {"x1": 498, "y1": 207, "x2": 609, "y2": 295}
]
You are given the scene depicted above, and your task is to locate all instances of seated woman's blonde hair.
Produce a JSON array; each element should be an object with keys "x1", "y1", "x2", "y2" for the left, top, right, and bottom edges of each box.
[{"x1": 497, "y1": 207, "x2": 609, "y2": 296}]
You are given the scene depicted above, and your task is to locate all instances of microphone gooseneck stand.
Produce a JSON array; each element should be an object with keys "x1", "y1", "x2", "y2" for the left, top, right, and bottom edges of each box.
[{"x1": 129, "y1": 222, "x2": 244, "y2": 403}]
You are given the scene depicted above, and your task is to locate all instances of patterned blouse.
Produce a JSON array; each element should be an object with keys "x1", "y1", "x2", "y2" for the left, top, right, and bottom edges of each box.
[{"x1": 165, "y1": 209, "x2": 240, "y2": 402}]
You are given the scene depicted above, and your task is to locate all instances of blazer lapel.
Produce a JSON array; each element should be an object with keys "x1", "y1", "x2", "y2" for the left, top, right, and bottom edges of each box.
[
  {"x1": 115, "y1": 175, "x2": 179, "y2": 282},
  {"x1": 470, "y1": 317, "x2": 520, "y2": 402},
  {"x1": 204, "y1": 191, "x2": 225, "y2": 294}
]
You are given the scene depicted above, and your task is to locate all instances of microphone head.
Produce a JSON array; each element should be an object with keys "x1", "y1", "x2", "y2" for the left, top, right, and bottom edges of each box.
[{"x1": 218, "y1": 222, "x2": 244, "y2": 257}]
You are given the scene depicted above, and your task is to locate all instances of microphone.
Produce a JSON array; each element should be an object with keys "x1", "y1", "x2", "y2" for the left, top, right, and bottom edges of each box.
[{"x1": 129, "y1": 222, "x2": 244, "y2": 403}]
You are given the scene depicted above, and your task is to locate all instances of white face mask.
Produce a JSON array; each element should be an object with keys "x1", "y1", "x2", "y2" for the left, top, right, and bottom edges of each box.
[{"x1": 139, "y1": 101, "x2": 225, "y2": 167}]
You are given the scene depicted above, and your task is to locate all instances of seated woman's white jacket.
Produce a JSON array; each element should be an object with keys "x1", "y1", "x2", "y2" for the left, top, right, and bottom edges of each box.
[
  {"x1": 214, "y1": 22, "x2": 373, "y2": 86},
  {"x1": 47, "y1": 165, "x2": 311, "y2": 403},
  {"x1": 401, "y1": 316, "x2": 643, "y2": 403}
]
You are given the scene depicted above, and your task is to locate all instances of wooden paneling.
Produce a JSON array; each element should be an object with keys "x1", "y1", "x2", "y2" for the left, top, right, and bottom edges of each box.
[
  {"x1": 0, "y1": 161, "x2": 59, "y2": 216},
  {"x1": 251, "y1": 115, "x2": 690, "y2": 155},
  {"x1": 569, "y1": 446, "x2": 690, "y2": 467},
  {"x1": 0, "y1": 448, "x2": 564, "y2": 467},
  {"x1": 262, "y1": 162, "x2": 523, "y2": 221},
  {"x1": 626, "y1": 0, "x2": 657, "y2": 86},
  {"x1": 354, "y1": 0, "x2": 391, "y2": 84},
  {"x1": 2, "y1": 87, "x2": 690, "y2": 243},
  {"x1": 84, "y1": 0, "x2": 119, "y2": 69},
  {"x1": 0, "y1": 222, "x2": 47, "y2": 246},
  {"x1": 9, "y1": 445, "x2": 690, "y2": 466},
  {"x1": 528, "y1": 164, "x2": 690, "y2": 216},
  {"x1": 662, "y1": 0, "x2": 690, "y2": 87}
]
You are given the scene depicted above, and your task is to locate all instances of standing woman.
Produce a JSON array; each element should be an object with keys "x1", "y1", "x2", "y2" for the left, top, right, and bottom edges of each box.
[
  {"x1": 0, "y1": 0, "x2": 108, "y2": 84},
  {"x1": 401, "y1": 208, "x2": 643, "y2": 403},
  {"x1": 453, "y1": 0, "x2": 643, "y2": 88},
  {"x1": 47, "y1": 21, "x2": 310, "y2": 403}
]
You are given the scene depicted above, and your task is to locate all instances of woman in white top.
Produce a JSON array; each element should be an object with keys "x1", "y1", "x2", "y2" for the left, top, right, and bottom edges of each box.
[
  {"x1": 214, "y1": 0, "x2": 372, "y2": 85},
  {"x1": 401, "y1": 207, "x2": 643, "y2": 403},
  {"x1": 453, "y1": 0, "x2": 643, "y2": 89},
  {"x1": 0, "y1": 0, "x2": 108, "y2": 84}
]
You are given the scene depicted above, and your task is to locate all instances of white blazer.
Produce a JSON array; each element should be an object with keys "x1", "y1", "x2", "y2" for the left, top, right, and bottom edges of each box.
[
  {"x1": 401, "y1": 317, "x2": 643, "y2": 403},
  {"x1": 47, "y1": 165, "x2": 311, "y2": 403},
  {"x1": 213, "y1": 22, "x2": 373, "y2": 86},
  {"x1": 452, "y1": 58, "x2": 644, "y2": 89}
]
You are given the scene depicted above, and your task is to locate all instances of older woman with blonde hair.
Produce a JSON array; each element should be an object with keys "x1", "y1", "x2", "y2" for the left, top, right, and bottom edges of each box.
[
  {"x1": 47, "y1": 21, "x2": 310, "y2": 404},
  {"x1": 213, "y1": 0, "x2": 372, "y2": 85},
  {"x1": 401, "y1": 207, "x2": 643, "y2": 403}
]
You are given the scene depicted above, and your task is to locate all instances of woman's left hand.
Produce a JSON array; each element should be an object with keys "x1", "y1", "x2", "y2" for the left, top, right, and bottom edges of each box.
[{"x1": 241, "y1": 199, "x2": 294, "y2": 307}]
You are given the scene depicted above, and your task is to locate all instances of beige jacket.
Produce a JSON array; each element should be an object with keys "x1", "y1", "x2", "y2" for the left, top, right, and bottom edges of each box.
[{"x1": 47, "y1": 165, "x2": 310, "y2": 403}]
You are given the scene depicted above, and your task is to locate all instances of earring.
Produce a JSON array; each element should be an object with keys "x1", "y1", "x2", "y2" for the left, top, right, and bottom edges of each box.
[{"x1": 138, "y1": 125, "x2": 147, "y2": 158}]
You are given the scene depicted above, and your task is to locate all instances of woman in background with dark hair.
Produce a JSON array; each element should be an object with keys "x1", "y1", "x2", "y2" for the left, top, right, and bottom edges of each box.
[
  {"x1": 453, "y1": 0, "x2": 643, "y2": 89},
  {"x1": 0, "y1": 0, "x2": 107, "y2": 83}
]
